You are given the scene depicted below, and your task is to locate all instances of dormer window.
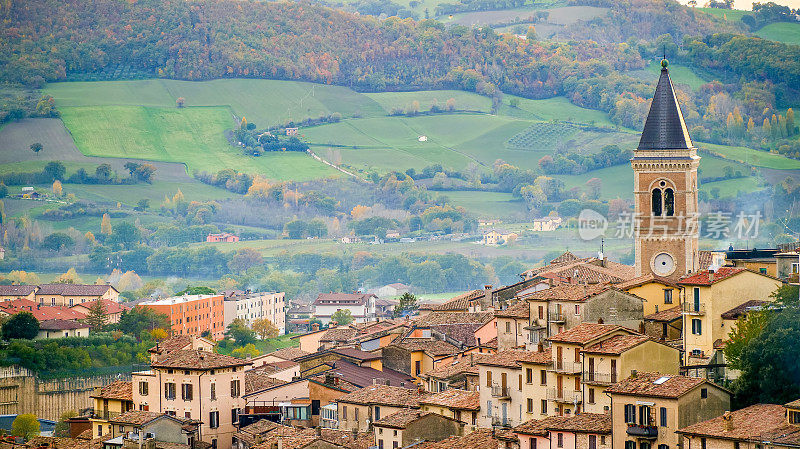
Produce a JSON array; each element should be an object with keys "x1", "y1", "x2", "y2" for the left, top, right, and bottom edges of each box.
[{"x1": 789, "y1": 409, "x2": 800, "y2": 425}]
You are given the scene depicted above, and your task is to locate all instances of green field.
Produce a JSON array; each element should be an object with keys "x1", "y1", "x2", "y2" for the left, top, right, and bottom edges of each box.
[
  {"x1": 698, "y1": 7, "x2": 751, "y2": 21},
  {"x1": 366, "y1": 90, "x2": 492, "y2": 113},
  {"x1": 756, "y1": 22, "x2": 800, "y2": 45},
  {"x1": 700, "y1": 142, "x2": 800, "y2": 170},
  {"x1": 645, "y1": 61, "x2": 708, "y2": 90},
  {"x1": 701, "y1": 176, "x2": 764, "y2": 198},
  {"x1": 439, "y1": 190, "x2": 524, "y2": 218},
  {"x1": 58, "y1": 105, "x2": 337, "y2": 180}
]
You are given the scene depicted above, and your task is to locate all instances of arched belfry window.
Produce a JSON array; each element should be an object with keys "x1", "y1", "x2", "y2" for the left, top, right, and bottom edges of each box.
[
  {"x1": 652, "y1": 189, "x2": 662, "y2": 216},
  {"x1": 664, "y1": 188, "x2": 675, "y2": 216}
]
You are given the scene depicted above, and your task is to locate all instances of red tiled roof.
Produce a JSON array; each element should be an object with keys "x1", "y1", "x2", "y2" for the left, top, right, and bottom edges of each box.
[
  {"x1": 393, "y1": 338, "x2": 460, "y2": 357},
  {"x1": 616, "y1": 273, "x2": 679, "y2": 290},
  {"x1": 644, "y1": 306, "x2": 682, "y2": 322},
  {"x1": 423, "y1": 290, "x2": 486, "y2": 312},
  {"x1": 678, "y1": 268, "x2": 746, "y2": 286},
  {"x1": 605, "y1": 372, "x2": 710, "y2": 398},
  {"x1": 414, "y1": 311, "x2": 493, "y2": 326},
  {"x1": 720, "y1": 300, "x2": 769, "y2": 320},
  {"x1": 418, "y1": 428, "x2": 503, "y2": 449},
  {"x1": 91, "y1": 381, "x2": 132, "y2": 401},
  {"x1": 677, "y1": 404, "x2": 800, "y2": 447},
  {"x1": 476, "y1": 349, "x2": 552, "y2": 368},
  {"x1": 0, "y1": 299, "x2": 87, "y2": 321},
  {"x1": 311, "y1": 360, "x2": 414, "y2": 389},
  {"x1": 373, "y1": 409, "x2": 431, "y2": 429},
  {"x1": 319, "y1": 327, "x2": 357, "y2": 342},
  {"x1": 71, "y1": 299, "x2": 130, "y2": 314},
  {"x1": 151, "y1": 349, "x2": 252, "y2": 370},
  {"x1": 515, "y1": 413, "x2": 611, "y2": 435},
  {"x1": 495, "y1": 301, "x2": 529, "y2": 319},
  {"x1": 336, "y1": 384, "x2": 425, "y2": 407},
  {"x1": 109, "y1": 411, "x2": 166, "y2": 426},
  {"x1": 245, "y1": 368, "x2": 288, "y2": 394},
  {"x1": 264, "y1": 347, "x2": 309, "y2": 361},
  {"x1": 423, "y1": 353, "x2": 489, "y2": 379},
  {"x1": 582, "y1": 334, "x2": 652, "y2": 355},
  {"x1": 36, "y1": 284, "x2": 117, "y2": 296},
  {"x1": 522, "y1": 258, "x2": 635, "y2": 284},
  {"x1": 698, "y1": 250, "x2": 714, "y2": 270},
  {"x1": 39, "y1": 319, "x2": 90, "y2": 330},
  {"x1": 521, "y1": 283, "x2": 614, "y2": 302},
  {"x1": 549, "y1": 323, "x2": 635, "y2": 344},
  {"x1": 420, "y1": 389, "x2": 480, "y2": 410},
  {"x1": 550, "y1": 251, "x2": 578, "y2": 264}
]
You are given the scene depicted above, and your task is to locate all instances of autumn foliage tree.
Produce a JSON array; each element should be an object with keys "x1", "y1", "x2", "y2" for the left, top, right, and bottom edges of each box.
[{"x1": 252, "y1": 318, "x2": 279, "y2": 340}]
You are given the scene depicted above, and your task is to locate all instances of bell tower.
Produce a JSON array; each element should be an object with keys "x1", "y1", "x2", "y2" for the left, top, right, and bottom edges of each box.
[{"x1": 632, "y1": 59, "x2": 700, "y2": 279}]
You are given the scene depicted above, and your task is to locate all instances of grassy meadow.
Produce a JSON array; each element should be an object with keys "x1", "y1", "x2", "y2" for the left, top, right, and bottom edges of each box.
[{"x1": 755, "y1": 22, "x2": 800, "y2": 45}]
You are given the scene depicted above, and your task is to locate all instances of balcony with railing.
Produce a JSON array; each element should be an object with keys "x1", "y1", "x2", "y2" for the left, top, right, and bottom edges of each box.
[
  {"x1": 91, "y1": 410, "x2": 121, "y2": 421},
  {"x1": 626, "y1": 425, "x2": 658, "y2": 438},
  {"x1": 546, "y1": 388, "x2": 582, "y2": 404},
  {"x1": 549, "y1": 312, "x2": 566, "y2": 323},
  {"x1": 582, "y1": 371, "x2": 618, "y2": 385},
  {"x1": 552, "y1": 361, "x2": 582, "y2": 374},
  {"x1": 683, "y1": 302, "x2": 706, "y2": 315},
  {"x1": 491, "y1": 385, "x2": 511, "y2": 399}
]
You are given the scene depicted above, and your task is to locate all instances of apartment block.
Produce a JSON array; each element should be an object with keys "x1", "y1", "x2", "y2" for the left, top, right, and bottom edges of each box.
[
  {"x1": 139, "y1": 294, "x2": 226, "y2": 341},
  {"x1": 223, "y1": 291, "x2": 286, "y2": 334}
]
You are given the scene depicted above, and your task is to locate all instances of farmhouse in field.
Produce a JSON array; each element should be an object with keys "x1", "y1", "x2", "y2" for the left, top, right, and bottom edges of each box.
[
  {"x1": 482, "y1": 229, "x2": 518, "y2": 246},
  {"x1": 206, "y1": 232, "x2": 240, "y2": 243},
  {"x1": 530, "y1": 216, "x2": 562, "y2": 232}
]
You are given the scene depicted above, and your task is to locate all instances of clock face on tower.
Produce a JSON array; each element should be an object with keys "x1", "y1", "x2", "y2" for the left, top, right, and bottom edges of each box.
[{"x1": 652, "y1": 252, "x2": 676, "y2": 276}]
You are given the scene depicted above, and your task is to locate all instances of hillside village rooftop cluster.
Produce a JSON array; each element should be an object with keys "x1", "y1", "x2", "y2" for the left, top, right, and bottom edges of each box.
[{"x1": 1, "y1": 63, "x2": 799, "y2": 449}]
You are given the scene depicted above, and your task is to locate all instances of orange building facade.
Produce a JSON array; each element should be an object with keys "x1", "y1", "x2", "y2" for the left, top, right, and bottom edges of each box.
[{"x1": 138, "y1": 294, "x2": 226, "y2": 340}]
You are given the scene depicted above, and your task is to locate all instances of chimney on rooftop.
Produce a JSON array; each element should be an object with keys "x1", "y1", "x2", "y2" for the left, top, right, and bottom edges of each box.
[
  {"x1": 722, "y1": 411, "x2": 733, "y2": 431},
  {"x1": 537, "y1": 343, "x2": 544, "y2": 353},
  {"x1": 630, "y1": 370, "x2": 637, "y2": 378},
  {"x1": 312, "y1": 322, "x2": 320, "y2": 331}
]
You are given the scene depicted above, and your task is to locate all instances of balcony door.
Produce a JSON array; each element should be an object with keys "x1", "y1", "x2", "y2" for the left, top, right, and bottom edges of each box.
[
  {"x1": 588, "y1": 358, "x2": 595, "y2": 381},
  {"x1": 557, "y1": 375, "x2": 563, "y2": 398},
  {"x1": 611, "y1": 360, "x2": 617, "y2": 383},
  {"x1": 556, "y1": 346, "x2": 563, "y2": 370}
]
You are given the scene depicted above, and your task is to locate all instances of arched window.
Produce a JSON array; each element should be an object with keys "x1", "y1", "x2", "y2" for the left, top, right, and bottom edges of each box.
[
  {"x1": 652, "y1": 189, "x2": 662, "y2": 216},
  {"x1": 664, "y1": 188, "x2": 675, "y2": 216}
]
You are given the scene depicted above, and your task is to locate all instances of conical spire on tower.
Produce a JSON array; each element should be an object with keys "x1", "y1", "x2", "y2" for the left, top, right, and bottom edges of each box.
[{"x1": 637, "y1": 59, "x2": 694, "y2": 151}]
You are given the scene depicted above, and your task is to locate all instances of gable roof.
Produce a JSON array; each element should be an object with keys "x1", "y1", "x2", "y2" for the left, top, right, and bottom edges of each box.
[
  {"x1": 644, "y1": 305, "x2": 682, "y2": 322},
  {"x1": 720, "y1": 300, "x2": 769, "y2": 320},
  {"x1": 39, "y1": 318, "x2": 90, "y2": 330},
  {"x1": 677, "y1": 403, "x2": 800, "y2": 447},
  {"x1": 414, "y1": 311, "x2": 493, "y2": 326},
  {"x1": 678, "y1": 267, "x2": 749, "y2": 286},
  {"x1": 330, "y1": 347, "x2": 381, "y2": 361},
  {"x1": 495, "y1": 301, "x2": 529, "y2": 319},
  {"x1": 420, "y1": 290, "x2": 486, "y2": 312},
  {"x1": 91, "y1": 380, "x2": 132, "y2": 401},
  {"x1": 423, "y1": 353, "x2": 489, "y2": 379},
  {"x1": 0, "y1": 285, "x2": 37, "y2": 296},
  {"x1": 581, "y1": 334, "x2": 654, "y2": 355},
  {"x1": 550, "y1": 251, "x2": 578, "y2": 264},
  {"x1": 637, "y1": 63, "x2": 693, "y2": 151},
  {"x1": 151, "y1": 349, "x2": 252, "y2": 370},
  {"x1": 0, "y1": 299, "x2": 87, "y2": 321},
  {"x1": 417, "y1": 428, "x2": 504, "y2": 449},
  {"x1": 521, "y1": 258, "x2": 635, "y2": 285},
  {"x1": 36, "y1": 283, "x2": 118, "y2": 296},
  {"x1": 71, "y1": 299, "x2": 129, "y2": 314},
  {"x1": 373, "y1": 409, "x2": 431, "y2": 429},
  {"x1": 521, "y1": 283, "x2": 615, "y2": 303},
  {"x1": 419, "y1": 389, "x2": 480, "y2": 411},
  {"x1": 515, "y1": 413, "x2": 612, "y2": 435},
  {"x1": 605, "y1": 372, "x2": 713, "y2": 399},
  {"x1": 392, "y1": 338, "x2": 460, "y2": 357},
  {"x1": 109, "y1": 411, "x2": 174, "y2": 426},
  {"x1": 616, "y1": 273, "x2": 679, "y2": 290},
  {"x1": 548, "y1": 323, "x2": 635, "y2": 345},
  {"x1": 245, "y1": 368, "x2": 289, "y2": 394},
  {"x1": 263, "y1": 346, "x2": 309, "y2": 361},
  {"x1": 477, "y1": 349, "x2": 552, "y2": 369},
  {"x1": 319, "y1": 327, "x2": 358, "y2": 342},
  {"x1": 311, "y1": 360, "x2": 414, "y2": 390},
  {"x1": 336, "y1": 384, "x2": 425, "y2": 407}
]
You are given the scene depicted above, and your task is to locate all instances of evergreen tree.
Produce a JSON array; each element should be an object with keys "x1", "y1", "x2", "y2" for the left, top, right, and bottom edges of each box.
[
  {"x1": 100, "y1": 213, "x2": 112, "y2": 235},
  {"x1": 84, "y1": 300, "x2": 108, "y2": 331},
  {"x1": 392, "y1": 292, "x2": 419, "y2": 318},
  {"x1": 1, "y1": 312, "x2": 39, "y2": 340}
]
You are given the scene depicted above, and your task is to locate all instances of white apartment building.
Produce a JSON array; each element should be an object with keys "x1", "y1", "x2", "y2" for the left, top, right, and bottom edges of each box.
[{"x1": 223, "y1": 291, "x2": 286, "y2": 334}]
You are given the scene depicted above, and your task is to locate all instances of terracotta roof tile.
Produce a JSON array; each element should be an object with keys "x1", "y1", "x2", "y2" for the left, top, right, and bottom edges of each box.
[
  {"x1": 515, "y1": 413, "x2": 611, "y2": 435},
  {"x1": 550, "y1": 251, "x2": 579, "y2": 264},
  {"x1": 677, "y1": 403, "x2": 800, "y2": 446},
  {"x1": 0, "y1": 285, "x2": 37, "y2": 296},
  {"x1": 644, "y1": 306, "x2": 682, "y2": 322},
  {"x1": 423, "y1": 290, "x2": 486, "y2": 312},
  {"x1": 331, "y1": 347, "x2": 381, "y2": 361},
  {"x1": 149, "y1": 335, "x2": 195, "y2": 354},
  {"x1": 423, "y1": 354, "x2": 489, "y2": 379},
  {"x1": 91, "y1": 381, "x2": 132, "y2": 401},
  {"x1": 429, "y1": 323, "x2": 483, "y2": 346},
  {"x1": 320, "y1": 327, "x2": 358, "y2": 342},
  {"x1": 151, "y1": 349, "x2": 252, "y2": 370},
  {"x1": 336, "y1": 384, "x2": 425, "y2": 407},
  {"x1": 72, "y1": 299, "x2": 130, "y2": 315},
  {"x1": 698, "y1": 251, "x2": 714, "y2": 270},
  {"x1": 245, "y1": 368, "x2": 289, "y2": 394},
  {"x1": 0, "y1": 299, "x2": 87, "y2": 321},
  {"x1": 109, "y1": 411, "x2": 166, "y2": 426},
  {"x1": 678, "y1": 267, "x2": 747, "y2": 286},
  {"x1": 605, "y1": 372, "x2": 709, "y2": 399},
  {"x1": 414, "y1": 311, "x2": 493, "y2": 326},
  {"x1": 495, "y1": 301, "x2": 530, "y2": 319},
  {"x1": 616, "y1": 273, "x2": 679, "y2": 290},
  {"x1": 417, "y1": 428, "x2": 503, "y2": 449},
  {"x1": 521, "y1": 283, "x2": 614, "y2": 302},
  {"x1": 373, "y1": 409, "x2": 430, "y2": 429},
  {"x1": 39, "y1": 319, "x2": 89, "y2": 330},
  {"x1": 785, "y1": 399, "x2": 800, "y2": 409},
  {"x1": 393, "y1": 338, "x2": 461, "y2": 357},
  {"x1": 522, "y1": 258, "x2": 635, "y2": 284},
  {"x1": 582, "y1": 335, "x2": 652, "y2": 355},
  {"x1": 720, "y1": 300, "x2": 769, "y2": 320},
  {"x1": 420, "y1": 389, "x2": 480, "y2": 411},
  {"x1": 36, "y1": 284, "x2": 117, "y2": 296},
  {"x1": 265, "y1": 347, "x2": 309, "y2": 361},
  {"x1": 548, "y1": 323, "x2": 635, "y2": 344},
  {"x1": 314, "y1": 293, "x2": 375, "y2": 306},
  {"x1": 476, "y1": 349, "x2": 552, "y2": 368},
  {"x1": 311, "y1": 360, "x2": 414, "y2": 389}
]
